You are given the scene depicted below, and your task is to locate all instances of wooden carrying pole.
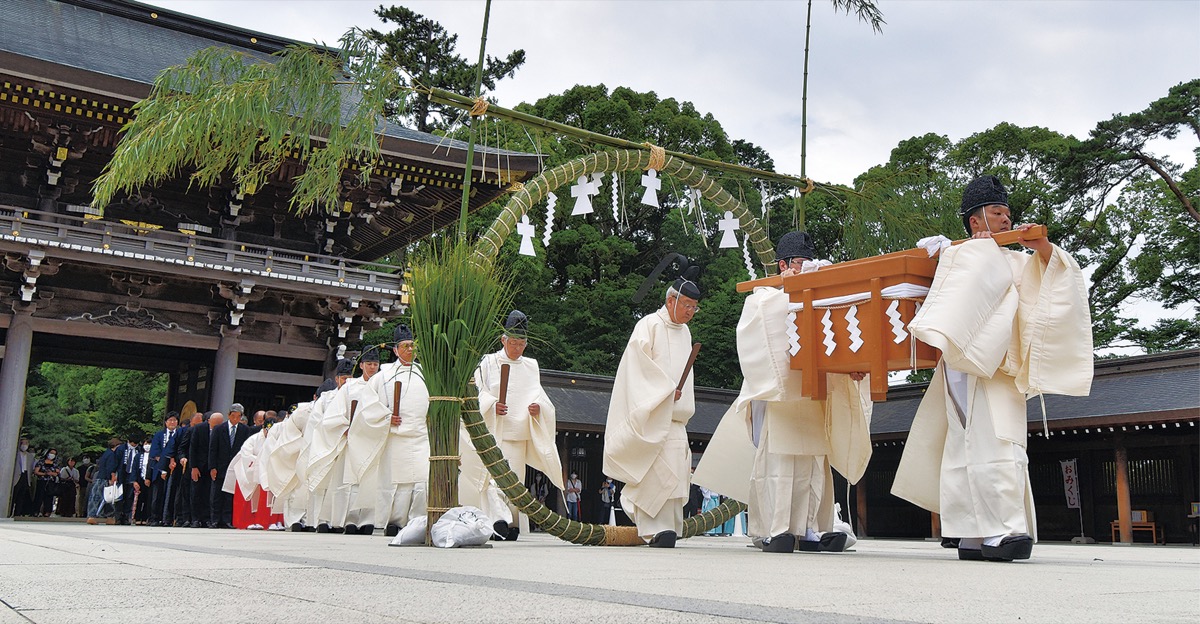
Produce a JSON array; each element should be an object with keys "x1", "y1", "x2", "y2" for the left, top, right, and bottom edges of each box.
[
  {"x1": 677, "y1": 343, "x2": 702, "y2": 393},
  {"x1": 736, "y1": 225, "x2": 1048, "y2": 293}
]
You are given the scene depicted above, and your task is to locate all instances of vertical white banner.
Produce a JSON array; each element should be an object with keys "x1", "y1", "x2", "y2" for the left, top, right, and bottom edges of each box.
[{"x1": 1060, "y1": 459, "x2": 1081, "y2": 509}]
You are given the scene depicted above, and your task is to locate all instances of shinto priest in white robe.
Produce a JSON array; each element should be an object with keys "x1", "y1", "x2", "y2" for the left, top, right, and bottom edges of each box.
[
  {"x1": 459, "y1": 348, "x2": 564, "y2": 533},
  {"x1": 263, "y1": 400, "x2": 314, "y2": 525},
  {"x1": 603, "y1": 307, "x2": 696, "y2": 538},
  {"x1": 891, "y1": 239, "x2": 1092, "y2": 542},
  {"x1": 304, "y1": 361, "x2": 378, "y2": 529},
  {"x1": 345, "y1": 356, "x2": 430, "y2": 530},
  {"x1": 693, "y1": 286, "x2": 872, "y2": 544}
]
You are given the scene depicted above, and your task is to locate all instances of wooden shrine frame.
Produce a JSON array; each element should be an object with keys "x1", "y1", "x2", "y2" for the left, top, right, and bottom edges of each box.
[{"x1": 736, "y1": 226, "x2": 1048, "y2": 401}]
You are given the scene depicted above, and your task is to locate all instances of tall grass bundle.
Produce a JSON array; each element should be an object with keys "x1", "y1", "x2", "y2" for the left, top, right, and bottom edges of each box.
[{"x1": 407, "y1": 240, "x2": 513, "y2": 541}]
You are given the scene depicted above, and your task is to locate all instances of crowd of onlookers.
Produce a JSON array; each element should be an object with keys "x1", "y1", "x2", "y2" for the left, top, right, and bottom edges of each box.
[{"x1": 9, "y1": 404, "x2": 280, "y2": 527}]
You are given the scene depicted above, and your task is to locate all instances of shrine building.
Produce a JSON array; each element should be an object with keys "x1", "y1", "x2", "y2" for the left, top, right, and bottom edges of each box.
[{"x1": 0, "y1": 0, "x2": 539, "y2": 513}]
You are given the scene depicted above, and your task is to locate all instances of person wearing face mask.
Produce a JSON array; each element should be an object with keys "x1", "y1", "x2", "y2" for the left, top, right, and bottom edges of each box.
[
  {"x1": 133, "y1": 437, "x2": 153, "y2": 524},
  {"x1": 891, "y1": 175, "x2": 1093, "y2": 562},
  {"x1": 33, "y1": 449, "x2": 60, "y2": 517},
  {"x1": 693, "y1": 231, "x2": 873, "y2": 554},
  {"x1": 604, "y1": 272, "x2": 702, "y2": 548},
  {"x1": 79, "y1": 456, "x2": 95, "y2": 519},
  {"x1": 114, "y1": 433, "x2": 144, "y2": 525},
  {"x1": 563, "y1": 472, "x2": 582, "y2": 521},
  {"x1": 458, "y1": 311, "x2": 564, "y2": 541},
  {"x1": 10, "y1": 437, "x2": 35, "y2": 517},
  {"x1": 87, "y1": 437, "x2": 122, "y2": 524},
  {"x1": 57, "y1": 457, "x2": 80, "y2": 518}
]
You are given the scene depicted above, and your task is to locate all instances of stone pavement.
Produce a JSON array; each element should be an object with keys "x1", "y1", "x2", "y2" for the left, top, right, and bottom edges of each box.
[{"x1": 0, "y1": 521, "x2": 1196, "y2": 624}]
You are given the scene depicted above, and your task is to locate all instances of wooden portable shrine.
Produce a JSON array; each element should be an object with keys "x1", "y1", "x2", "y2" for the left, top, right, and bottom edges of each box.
[{"x1": 736, "y1": 227, "x2": 1047, "y2": 401}]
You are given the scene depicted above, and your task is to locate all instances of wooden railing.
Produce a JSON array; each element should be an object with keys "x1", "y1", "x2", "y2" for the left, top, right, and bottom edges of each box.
[{"x1": 0, "y1": 206, "x2": 405, "y2": 295}]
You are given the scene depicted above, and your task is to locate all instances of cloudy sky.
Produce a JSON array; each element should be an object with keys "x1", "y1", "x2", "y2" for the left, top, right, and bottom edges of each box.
[
  {"x1": 153, "y1": 0, "x2": 1199, "y2": 186},
  {"x1": 151, "y1": 0, "x2": 1197, "y2": 349}
]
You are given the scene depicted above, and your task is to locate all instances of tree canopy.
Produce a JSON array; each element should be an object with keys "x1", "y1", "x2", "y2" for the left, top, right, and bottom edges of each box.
[
  {"x1": 22, "y1": 363, "x2": 167, "y2": 459},
  {"x1": 367, "y1": 5, "x2": 525, "y2": 133}
]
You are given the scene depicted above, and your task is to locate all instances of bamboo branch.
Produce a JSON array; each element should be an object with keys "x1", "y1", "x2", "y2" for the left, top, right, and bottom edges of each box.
[{"x1": 418, "y1": 86, "x2": 817, "y2": 192}]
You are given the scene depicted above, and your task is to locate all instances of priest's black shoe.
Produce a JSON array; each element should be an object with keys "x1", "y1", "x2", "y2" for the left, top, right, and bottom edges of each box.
[
  {"x1": 982, "y1": 535, "x2": 1033, "y2": 562},
  {"x1": 330, "y1": 526, "x2": 345, "y2": 534},
  {"x1": 941, "y1": 537, "x2": 960, "y2": 549},
  {"x1": 492, "y1": 520, "x2": 509, "y2": 541},
  {"x1": 762, "y1": 533, "x2": 796, "y2": 553},
  {"x1": 385, "y1": 524, "x2": 401, "y2": 538},
  {"x1": 358, "y1": 524, "x2": 375, "y2": 535},
  {"x1": 798, "y1": 531, "x2": 849, "y2": 553},
  {"x1": 957, "y1": 548, "x2": 984, "y2": 561},
  {"x1": 344, "y1": 523, "x2": 358, "y2": 535},
  {"x1": 301, "y1": 525, "x2": 317, "y2": 532},
  {"x1": 316, "y1": 523, "x2": 331, "y2": 533},
  {"x1": 290, "y1": 522, "x2": 304, "y2": 533},
  {"x1": 647, "y1": 531, "x2": 677, "y2": 548},
  {"x1": 506, "y1": 527, "x2": 520, "y2": 541}
]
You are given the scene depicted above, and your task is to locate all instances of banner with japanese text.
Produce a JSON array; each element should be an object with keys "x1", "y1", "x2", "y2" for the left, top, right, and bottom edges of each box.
[{"x1": 1060, "y1": 459, "x2": 1081, "y2": 509}]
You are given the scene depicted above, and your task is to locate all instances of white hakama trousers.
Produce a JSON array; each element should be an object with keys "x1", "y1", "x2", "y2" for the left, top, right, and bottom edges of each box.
[
  {"x1": 326, "y1": 453, "x2": 359, "y2": 527},
  {"x1": 494, "y1": 438, "x2": 528, "y2": 533},
  {"x1": 939, "y1": 380, "x2": 1034, "y2": 540},
  {"x1": 748, "y1": 427, "x2": 828, "y2": 538},
  {"x1": 372, "y1": 433, "x2": 428, "y2": 528},
  {"x1": 282, "y1": 489, "x2": 309, "y2": 526},
  {"x1": 620, "y1": 423, "x2": 690, "y2": 538}
]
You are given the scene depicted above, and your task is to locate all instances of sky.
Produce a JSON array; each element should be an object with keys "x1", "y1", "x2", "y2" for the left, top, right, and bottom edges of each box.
[
  {"x1": 152, "y1": 0, "x2": 1199, "y2": 186},
  {"x1": 150, "y1": 0, "x2": 1199, "y2": 349}
]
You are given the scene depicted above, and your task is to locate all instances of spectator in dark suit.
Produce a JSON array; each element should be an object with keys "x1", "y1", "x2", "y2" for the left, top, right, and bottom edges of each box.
[
  {"x1": 168, "y1": 413, "x2": 201, "y2": 526},
  {"x1": 147, "y1": 412, "x2": 180, "y2": 526},
  {"x1": 208, "y1": 405, "x2": 252, "y2": 528},
  {"x1": 133, "y1": 436, "x2": 153, "y2": 523},
  {"x1": 115, "y1": 433, "x2": 143, "y2": 525},
  {"x1": 186, "y1": 412, "x2": 221, "y2": 528}
]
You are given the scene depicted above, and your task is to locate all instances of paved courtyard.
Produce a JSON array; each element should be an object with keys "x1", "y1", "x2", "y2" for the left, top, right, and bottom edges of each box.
[{"x1": 0, "y1": 520, "x2": 1196, "y2": 623}]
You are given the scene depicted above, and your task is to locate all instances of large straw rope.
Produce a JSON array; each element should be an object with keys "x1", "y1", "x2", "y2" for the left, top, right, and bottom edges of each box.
[{"x1": 459, "y1": 399, "x2": 745, "y2": 545}]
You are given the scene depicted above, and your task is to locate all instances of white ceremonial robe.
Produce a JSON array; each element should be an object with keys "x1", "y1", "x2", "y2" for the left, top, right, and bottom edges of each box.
[
  {"x1": 297, "y1": 390, "x2": 337, "y2": 525},
  {"x1": 891, "y1": 240, "x2": 1093, "y2": 541},
  {"x1": 305, "y1": 378, "x2": 378, "y2": 527},
  {"x1": 225, "y1": 431, "x2": 265, "y2": 512},
  {"x1": 347, "y1": 360, "x2": 431, "y2": 528},
  {"x1": 603, "y1": 307, "x2": 696, "y2": 538},
  {"x1": 693, "y1": 287, "x2": 873, "y2": 539},
  {"x1": 460, "y1": 351, "x2": 565, "y2": 533},
  {"x1": 264, "y1": 402, "x2": 312, "y2": 521}
]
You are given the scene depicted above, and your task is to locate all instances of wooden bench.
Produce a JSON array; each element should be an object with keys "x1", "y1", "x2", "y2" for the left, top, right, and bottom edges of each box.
[{"x1": 1110, "y1": 521, "x2": 1164, "y2": 544}]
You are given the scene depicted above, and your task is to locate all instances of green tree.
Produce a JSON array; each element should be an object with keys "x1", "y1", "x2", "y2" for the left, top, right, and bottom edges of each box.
[
  {"x1": 367, "y1": 5, "x2": 525, "y2": 132},
  {"x1": 23, "y1": 363, "x2": 168, "y2": 459},
  {"x1": 469, "y1": 85, "x2": 782, "y2": 388}
]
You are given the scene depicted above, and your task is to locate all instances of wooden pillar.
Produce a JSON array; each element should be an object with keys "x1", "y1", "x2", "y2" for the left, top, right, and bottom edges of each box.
[
  {"x1": 855, "y1": 483, "x2": 869, "y2": 538},
  {"x1": 1114, "y1": 443, "x2": 1133, "y2": 544},
  {"x1": 210, "y1": 326, "x2": 240, "y2": 415},
  {"x1": 930, "y1": 511, "x2": 942, "y2": 540},
  {"x1": 0, "y1": 305, "x2": 35, "y2": 518}
]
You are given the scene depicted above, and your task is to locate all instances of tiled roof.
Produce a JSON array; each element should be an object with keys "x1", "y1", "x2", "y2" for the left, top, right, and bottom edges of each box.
[
  {"x1": 1, "y1": 0, "x2": 527, "y2": 156},
  {"x1": 543, "y1": 350, "x2": 1200, "y2": 437}
]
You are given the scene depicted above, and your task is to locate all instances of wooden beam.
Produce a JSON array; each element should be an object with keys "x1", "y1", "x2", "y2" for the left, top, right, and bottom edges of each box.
[
  {"x1": 29, "y1": 316, "x2": 219, "y2": 349},
  {"x1": 234, "y1": 367, "x2": 322, "y2": 388},
  {"x1": 1114, "y1": 442, "x2": 1133, "y2": 544}
]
